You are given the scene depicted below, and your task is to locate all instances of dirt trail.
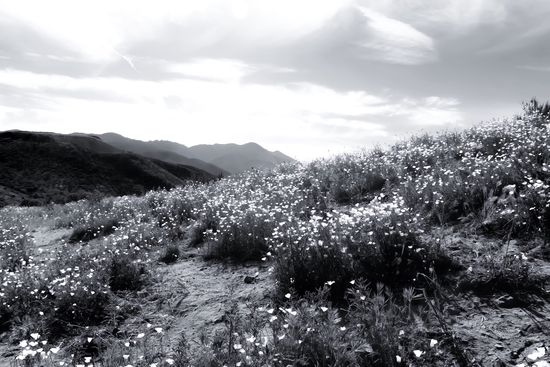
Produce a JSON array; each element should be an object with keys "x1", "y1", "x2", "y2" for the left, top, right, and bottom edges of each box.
[{"x1": 140, "y1": 247, "x2": 274, "y2": 350}]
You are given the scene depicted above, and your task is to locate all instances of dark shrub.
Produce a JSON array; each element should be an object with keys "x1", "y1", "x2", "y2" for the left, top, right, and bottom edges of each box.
[
  {"x1": 159, "y1": 244, "x2": 180, "y2": 264},
  {"x1": 109, "y1": 255, "x2": 146, "y2": 292},
  {"x1": 69, "y1": 218, "x2": 119, "y2": 243}
]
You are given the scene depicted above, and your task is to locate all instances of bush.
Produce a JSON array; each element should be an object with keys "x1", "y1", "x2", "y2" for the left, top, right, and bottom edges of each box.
[
  {"x1": 159, "y1": 244, "x2": 180, "y2": 264},
  {"x1": 68, "y1": 218, "x2": 119, "y2": 243},
  {"x1": 108, "y1": 255, "x2": 147, "y2": 292}
]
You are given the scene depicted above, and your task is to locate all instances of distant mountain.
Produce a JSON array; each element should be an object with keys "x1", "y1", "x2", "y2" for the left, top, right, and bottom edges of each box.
[
  {"x1": 100, "y1": 133, "x2": 229, "y2": 177},
  {"x1": 0, "y1": 130, "x2": 215, "y2": 208},
  {"x1": 101, "y1": 134, "x2": 295, "y2": 175},
  {"x1": 210, "y1": 152, "x2": 276, "y2": 175},
  {"x1": 186, "y1": 142, "x2": 295, "y2": 174}
]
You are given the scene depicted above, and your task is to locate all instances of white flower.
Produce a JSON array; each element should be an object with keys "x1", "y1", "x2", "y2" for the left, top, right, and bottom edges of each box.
[
  {"x1": 528, "y1": 347, "x2": 546, "y2": 360},
  {"x1": 396, "y1": 355, "x2": 402, "y2": 363},
  {"x1": 137, "y1": 333, "x2": 145, "y2": 338},
  {"x1": 413, "y1": 350, "x2": 424, "y2": 357},
  {"x1": 320, "y1": 307, "x2": 328, "y2": 312},
  {"x1": 285, "y1": 293, "x2": 291, "y2": 299},
  {"x1": 165, "y1": 359, "x2": 174, "y2": 365},
  {"x1": 430, "y1": 339, "x2": 438, "y2": 347},
  {"x1": 155, "y1": 328, "x2": 163, "y2": 334},
  {"x1": 31, "y1": 333, "x2": 40, "y2": 340}
]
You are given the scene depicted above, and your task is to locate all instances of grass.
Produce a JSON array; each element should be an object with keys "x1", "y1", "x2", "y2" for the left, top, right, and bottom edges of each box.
[{"x1": 2, "y1": 99, "x2": 550, "y2": 366}]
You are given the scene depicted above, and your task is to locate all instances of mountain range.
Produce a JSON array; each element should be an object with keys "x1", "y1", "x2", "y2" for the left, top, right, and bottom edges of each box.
[
  {"x1": 0, "y1": 130, "x2": 294, "y2": 207},
  {"x1": 99, "y1": 133, "x2": 294, "y2": 176}
]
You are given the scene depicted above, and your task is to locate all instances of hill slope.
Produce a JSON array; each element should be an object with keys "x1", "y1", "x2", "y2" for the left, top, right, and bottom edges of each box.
[
  {"x1": 101, "y1": 134, "x2": 295, "y2": 175},
  {"x1": 1, "y1": 101, "x2": 550, "y2": 366},
  {"x1": 188, "y1": 142, "x2": 295, "y2": 174},
  {"x1": 0, "y1": 130, "x2": 214, "y2": 207},
  {"x1": 99, "y1": 133, "x2": 229, "y2": 177}
]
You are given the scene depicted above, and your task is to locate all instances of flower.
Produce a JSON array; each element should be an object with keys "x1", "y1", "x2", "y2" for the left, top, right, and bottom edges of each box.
[
  {"x1": 413, "y1": 350, "x2": 424, "y2": 357},
  {"x1": 528, "y1": 347, "x2": 546, "y2": 360},
  {"x1": 137, "y1": 333, "x2": 145, "y2": 338}
]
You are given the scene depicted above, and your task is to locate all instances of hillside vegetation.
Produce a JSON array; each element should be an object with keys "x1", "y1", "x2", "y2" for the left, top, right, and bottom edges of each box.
[
  {"x1": 1, "y1": 100, "x2": 550, "y2": 366},
  {"x1": 0, "y1": 131, "x2": 215, "y2": 208}
]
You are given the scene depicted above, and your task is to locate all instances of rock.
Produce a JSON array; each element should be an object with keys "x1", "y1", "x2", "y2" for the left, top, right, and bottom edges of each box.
[
  {"x1": 496, "y1": 295, "x2": 519, "y2": 308},
  {"x1": 244, "y1": 275, "x2": 257, "y2": 284}
]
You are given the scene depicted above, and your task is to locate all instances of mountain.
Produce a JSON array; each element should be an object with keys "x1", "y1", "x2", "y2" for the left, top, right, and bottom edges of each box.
[
  {"x1": 187, "y1": 142, "x2": 295, "y2": 174},
  {"x1": 99, "y1": 133, "x2": 229, "y2": 177},
  {"x1": 0, "y1": 130, "x2": 215, "y2": 208},
  {"x1": 101, "y1": 134, "x2": 295, "y2": 175}
]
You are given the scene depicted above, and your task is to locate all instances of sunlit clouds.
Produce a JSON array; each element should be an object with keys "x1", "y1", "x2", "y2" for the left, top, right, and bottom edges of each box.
[{"x1": 1, "y1": 0, "x2": 549, "y2": 159}]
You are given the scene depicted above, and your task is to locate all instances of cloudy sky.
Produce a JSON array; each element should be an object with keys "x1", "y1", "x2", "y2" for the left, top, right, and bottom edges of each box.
[{"x1": 1, "y1": 1, "x2": 549, "y2": 160}]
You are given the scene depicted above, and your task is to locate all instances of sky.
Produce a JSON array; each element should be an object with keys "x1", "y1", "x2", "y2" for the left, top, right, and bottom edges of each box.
[{"x1": 1, "y1": 1, "x2": 549, "y2": 161}]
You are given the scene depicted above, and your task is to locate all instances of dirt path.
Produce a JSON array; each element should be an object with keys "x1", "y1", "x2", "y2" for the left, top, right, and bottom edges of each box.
[{"x1": 142, "y1": 248, "x2": 274, "y2": 350}]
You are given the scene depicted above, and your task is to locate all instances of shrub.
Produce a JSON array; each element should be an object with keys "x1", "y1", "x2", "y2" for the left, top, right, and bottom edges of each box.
[
  {"x1": 159, "y1": 244, "x2": 180, "y2": 264},
  {"x1": 68, "y1": 218, "x2": 119, "y2": 243},
  {"x1": 108, "y1": 254, "x2": 147, "y2": 292}
]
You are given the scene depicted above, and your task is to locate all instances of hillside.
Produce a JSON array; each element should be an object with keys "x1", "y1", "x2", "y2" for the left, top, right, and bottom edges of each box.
[
  {"x1": 101, "y1": 133, "x2": 295, "y2": 175},
  {"x1": 99, "y1": 133, "x2": 230, "y2": 177},
  {"x1": 0, "y1": 130, "x2": 214, "y2": 207},
  {"x1": 188, "y1": 142, "x2": 295, "y2": 174},
  {"x1": 1, "y1": 102, "x2": 550, "y2": 367}
]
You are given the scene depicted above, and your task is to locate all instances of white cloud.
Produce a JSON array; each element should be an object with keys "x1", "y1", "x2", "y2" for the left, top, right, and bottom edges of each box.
[
  {"x1": 397, "y1": 96, "x2": 462, "y2": 126},
  {"x1": 167, "y1": 59, "x2": 255, "y2": 83},
  {"x1": 0, "y1": 64, "x2": 396, "y2": 159},
  {"x1": 356, "y1": 7, "x2": 436, "y2": 64},
  {"x1": 358, "y1": 0, "x2": 508, "y2": 33},
  {"x1": 0, "y1": 0, "x2": 351, "y2": 63}
]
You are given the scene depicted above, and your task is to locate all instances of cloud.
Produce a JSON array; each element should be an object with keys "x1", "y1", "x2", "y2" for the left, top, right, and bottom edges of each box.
[
  {"x1": 356, "y1": 7, "x2": 436, "y2": 65},
  {"x1": 359, "y1": 0, "x2": 508, "y2": 34},
  {"x1": 167, "y1": 59, "x2": 255, "y2": 83}
]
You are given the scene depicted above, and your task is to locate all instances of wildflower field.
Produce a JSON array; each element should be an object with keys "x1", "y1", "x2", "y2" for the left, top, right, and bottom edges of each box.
[{"x1": 1, "y1": 101, "x2": 550, "y2": 366}]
